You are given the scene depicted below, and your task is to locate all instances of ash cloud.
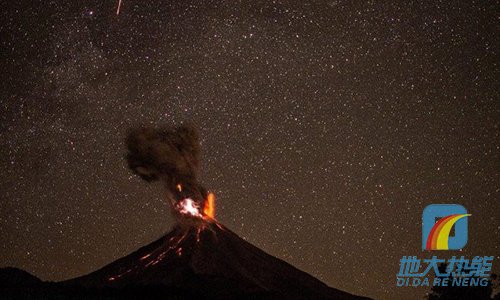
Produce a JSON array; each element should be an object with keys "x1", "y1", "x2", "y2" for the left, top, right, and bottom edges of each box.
[{"x1": 125, "y1": 124, "x2": 207, "y2": 208}]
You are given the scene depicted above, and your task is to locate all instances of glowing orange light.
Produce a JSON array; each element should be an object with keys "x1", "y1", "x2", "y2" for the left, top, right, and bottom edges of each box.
[
  {"x1": 203, "y1": 192, "x2": 215, "y2": 219},
  {"x1": 176, "y1": 184, "x2": 182, "y2": 192}
]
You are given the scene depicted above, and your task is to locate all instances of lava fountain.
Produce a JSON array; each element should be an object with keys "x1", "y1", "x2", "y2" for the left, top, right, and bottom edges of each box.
[{"x1": 174, "y1": 186, "x2": 216, "y2": 221}]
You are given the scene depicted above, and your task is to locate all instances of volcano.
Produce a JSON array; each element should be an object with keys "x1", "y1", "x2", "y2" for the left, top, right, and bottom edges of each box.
[
  {"x1": 58, "y1": 220, "x2": 369, "y2": 300},
  {"x1": 1, "y1": 126, "x2": 371, "y2": 299}
]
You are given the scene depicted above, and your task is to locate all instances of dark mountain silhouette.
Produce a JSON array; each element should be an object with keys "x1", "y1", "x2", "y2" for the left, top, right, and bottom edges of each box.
[
  {"x1": 0, "y1": 267, "x2": 42, "y2": 288},
  {"x1": 1, "y1": 222, "x2": 371, "y2": 300}
]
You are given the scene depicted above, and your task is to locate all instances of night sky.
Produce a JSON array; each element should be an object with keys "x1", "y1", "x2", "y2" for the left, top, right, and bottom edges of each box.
[{"x1": 0, "y1": 1, "x2": 498, "y2": 299}]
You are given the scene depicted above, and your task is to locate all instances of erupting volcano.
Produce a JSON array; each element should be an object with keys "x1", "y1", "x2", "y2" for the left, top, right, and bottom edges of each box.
[
  {"x1": 63, "y1": 125, "x2": 369, "y2": 299},
  {"x1": 63, "y1": 215, "x2": 368, "y2": 300},
  {"x1": 1, "y1": 125, "x2": 370, "y2": 300}
]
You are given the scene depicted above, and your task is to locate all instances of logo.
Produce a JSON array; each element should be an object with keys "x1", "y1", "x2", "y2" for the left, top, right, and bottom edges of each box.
[
  {"x1": 396, "y1": 204, "x2": 494, "y2": 288},
  {"x1": 422, "y1": 204, "x2": 471, "y2": 250}
]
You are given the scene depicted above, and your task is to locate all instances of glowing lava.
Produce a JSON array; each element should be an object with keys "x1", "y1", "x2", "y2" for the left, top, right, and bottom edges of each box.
[
  {"x1": 203, "y1": 192, "x2": 215, "y2": 219},
  {"x1": 174, "y1": 184, "x2": 216, "y2": 220},
  {"x1": 107, "y1": 192, "x2": 220, "y2": 282},
  {"x1": 177, "y1": 198, "x2": 202, "y2": 218}
]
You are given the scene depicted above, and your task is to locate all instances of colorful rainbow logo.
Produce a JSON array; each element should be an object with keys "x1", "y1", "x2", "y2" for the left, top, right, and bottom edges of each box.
[{"x1": 425, "y1": 213, "x2": 471, "y2": 250}]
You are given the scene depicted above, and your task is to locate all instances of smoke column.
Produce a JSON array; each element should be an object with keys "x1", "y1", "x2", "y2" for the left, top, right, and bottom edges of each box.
[{"x1": 125, "y1": 124, "x2": 209, "y2": 220}]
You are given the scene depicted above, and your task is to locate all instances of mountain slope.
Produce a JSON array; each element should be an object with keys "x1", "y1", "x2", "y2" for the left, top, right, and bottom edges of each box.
[{"x1": 64, "y1": 222, "x2": 369, "y2": 300}]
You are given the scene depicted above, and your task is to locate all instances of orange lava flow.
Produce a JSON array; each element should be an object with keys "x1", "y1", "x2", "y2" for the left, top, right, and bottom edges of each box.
[{"x1": 203, "y1": 192, "x2": 215, "y2": 219}]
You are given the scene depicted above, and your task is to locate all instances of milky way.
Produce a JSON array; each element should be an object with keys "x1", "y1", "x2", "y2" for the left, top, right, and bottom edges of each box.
[{"x1": 0, "y1": 1, "x2": 498, "y2": 299}]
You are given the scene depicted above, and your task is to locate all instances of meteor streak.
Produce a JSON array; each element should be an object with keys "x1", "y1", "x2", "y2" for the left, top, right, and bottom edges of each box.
[{"x1": 116, "y1": 0, "x2": 122, "y2": 15}]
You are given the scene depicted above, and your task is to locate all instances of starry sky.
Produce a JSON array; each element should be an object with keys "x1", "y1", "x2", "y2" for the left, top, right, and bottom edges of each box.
[{"x1": 0, "y1": 1, "x2": 498, "y2": 299}]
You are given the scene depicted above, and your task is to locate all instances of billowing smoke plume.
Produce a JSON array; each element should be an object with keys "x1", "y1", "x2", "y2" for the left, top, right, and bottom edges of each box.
[{"x1": 126, "y1": 124, "x2": 208, "y2": 217}]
